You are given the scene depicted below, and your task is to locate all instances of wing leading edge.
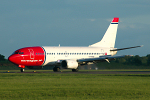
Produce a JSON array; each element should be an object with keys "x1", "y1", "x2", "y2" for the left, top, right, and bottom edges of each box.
[{"x1": 110, "y1": 45, "x2": 143, "y2": 51}]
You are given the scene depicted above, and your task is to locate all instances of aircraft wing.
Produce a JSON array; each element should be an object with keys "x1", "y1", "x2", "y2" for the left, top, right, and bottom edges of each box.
[
  {"x1": 55, "y1": 55, "x2": 125, "y2": 66},
  {"x1": 110, "y1": 45, "x2": 143, "y2": 51},
  {"x1": 77, "y1": 55, "x2": 126, "y2": 63}
]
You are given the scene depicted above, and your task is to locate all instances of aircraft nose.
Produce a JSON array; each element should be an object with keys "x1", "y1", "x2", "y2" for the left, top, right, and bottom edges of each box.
[
  {"x1": 8, "y1": 55, "x2": 18, "y2": 64},
  {"x1": 8, "y1": 55, "x2": 14, "y2": 63}
]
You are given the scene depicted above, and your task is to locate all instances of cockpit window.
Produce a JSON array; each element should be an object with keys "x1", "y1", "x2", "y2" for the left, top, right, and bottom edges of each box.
[
  {"x1": 19, "y1": 52, "x2": 24, "y2": 54},
  {"x1": 13, "y1": 51, "x2": 24, "y2": 54},
  {"x1": 14, "y1": 51, "x2": 19, "y2": 54}
]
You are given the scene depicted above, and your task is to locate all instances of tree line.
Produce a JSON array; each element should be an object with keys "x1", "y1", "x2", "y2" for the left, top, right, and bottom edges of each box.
[
  {"x1": 0, "y1": 54, "x2": 5, "y2": 62},
  {"x1": 115, "y1": 54, "x2": 150, "y2": 66}
]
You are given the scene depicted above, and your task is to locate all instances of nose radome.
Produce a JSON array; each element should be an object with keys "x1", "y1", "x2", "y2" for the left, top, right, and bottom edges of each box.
[
  {"x1": 8, "y1": 55, "x2": 17, "y2": 64},
  {"x1": 8, "y1": 55, "x2": 13, "y2": 62}
]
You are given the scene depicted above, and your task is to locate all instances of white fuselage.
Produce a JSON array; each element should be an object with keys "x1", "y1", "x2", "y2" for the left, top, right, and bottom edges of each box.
[{"x1": 42, "y1": 46, "x2": 116, "y2": 66}]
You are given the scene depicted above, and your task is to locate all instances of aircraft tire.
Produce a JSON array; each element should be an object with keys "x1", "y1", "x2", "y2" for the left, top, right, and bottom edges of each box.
[
  {"x1": 53, "y1": 67, "x2": 60, "y2": 72},
  {"x1": 21, "y1": 68, "x2": 25, "y2": 72},
  {"x1": 72, "y1": 68, "x2": 79, "y2": 72}
]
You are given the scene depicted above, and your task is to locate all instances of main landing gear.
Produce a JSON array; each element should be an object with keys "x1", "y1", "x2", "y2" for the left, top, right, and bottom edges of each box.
[
  {"x1": 72, "y1": 68, "x2": 79, "y2": 72},
  {"x1": 53, "y1": 67, "x2": 79, "y2": 72},
  {"x1": 53, "y1": 67, "x2": 60, "y2": 72},
  {"x1": 21, "y1": 68, "x2": 25, "y2": 72}
]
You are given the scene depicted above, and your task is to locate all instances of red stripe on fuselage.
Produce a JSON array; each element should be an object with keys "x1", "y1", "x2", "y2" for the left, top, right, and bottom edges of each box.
[{"x1": 8, "y1": 46, "x2": 45, "y2": 66}]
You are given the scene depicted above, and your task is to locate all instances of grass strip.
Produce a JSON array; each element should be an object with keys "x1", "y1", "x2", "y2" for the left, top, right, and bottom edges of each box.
[{"x1": 0, "y1": 73, "x2": 150, "y2": 100}]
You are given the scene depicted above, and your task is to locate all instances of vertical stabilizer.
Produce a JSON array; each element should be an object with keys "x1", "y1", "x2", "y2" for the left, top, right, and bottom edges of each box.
[{"x1": 89, "y1": 17, "x2": 119, "y2": 48}]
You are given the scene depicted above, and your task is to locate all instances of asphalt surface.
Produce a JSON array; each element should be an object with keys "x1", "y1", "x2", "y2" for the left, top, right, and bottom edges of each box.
[
  {"x1": 57, "y1": 71, "x2": 150, "y2": 74},
  {"x1": 2, "y1": 71, "x2": 150, "y2": 74}
]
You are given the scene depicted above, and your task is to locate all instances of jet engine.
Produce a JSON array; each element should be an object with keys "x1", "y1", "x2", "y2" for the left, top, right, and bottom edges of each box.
[{"x1": 61, "y1": 60, "x2": 78, "y2": 69}]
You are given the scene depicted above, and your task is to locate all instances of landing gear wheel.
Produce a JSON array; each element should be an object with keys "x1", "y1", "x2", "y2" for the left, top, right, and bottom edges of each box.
[
  {"x1": 72, "y1": 68, "x2": 79, "y2": 72},
  {"x1": 53, "y1": 67, "x2": 60, "y2": 72},
  {"x1": 21, "y1": 68, "x2": 25, "y2": 72}
]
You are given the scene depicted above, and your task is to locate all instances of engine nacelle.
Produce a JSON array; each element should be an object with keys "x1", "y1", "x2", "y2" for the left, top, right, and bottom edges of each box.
[{"x1": 61, "y1": 60, "x2": 78, "y2": 69}]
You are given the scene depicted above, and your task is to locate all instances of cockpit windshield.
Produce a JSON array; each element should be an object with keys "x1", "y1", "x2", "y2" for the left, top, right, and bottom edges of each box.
[
  {"x1": 19, "y1": 52, "x2": 24, "y2": 54},
  {"x1": 13, "y1": 51, "x2": 19, "y2": 54},
  {"x1": 13, "y1": 51, "x2": 24, "y2": 54}
]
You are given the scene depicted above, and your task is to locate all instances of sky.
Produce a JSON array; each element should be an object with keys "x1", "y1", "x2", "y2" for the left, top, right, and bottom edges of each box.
[{"x1": 0, "y1": 0, "x2": 150, "y2": 58}]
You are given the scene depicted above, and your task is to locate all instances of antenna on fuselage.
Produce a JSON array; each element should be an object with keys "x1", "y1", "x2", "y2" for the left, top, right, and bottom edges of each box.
[{"x1": 59, "y1": 44, "x2": 60, "y2": 47}]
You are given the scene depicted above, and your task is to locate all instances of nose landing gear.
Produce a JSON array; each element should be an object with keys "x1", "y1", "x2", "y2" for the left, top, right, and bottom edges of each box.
[{"x1": 21, "y1": 68, "x2": 25, "y2": 72}]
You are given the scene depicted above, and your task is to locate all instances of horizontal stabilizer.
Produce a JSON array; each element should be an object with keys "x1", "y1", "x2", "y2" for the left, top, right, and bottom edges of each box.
[{"x1": 110, "y1": 45, "x2": 143, "y2": 51}]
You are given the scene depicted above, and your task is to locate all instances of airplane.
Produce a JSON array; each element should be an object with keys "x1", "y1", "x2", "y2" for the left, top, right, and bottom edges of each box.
[{"x1": 8, "y1": 17, "x2": 142, "y2": 72}]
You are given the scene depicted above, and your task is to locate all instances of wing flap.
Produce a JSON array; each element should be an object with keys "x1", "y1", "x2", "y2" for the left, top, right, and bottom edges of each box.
[{"x1": 78, "y1": 55, "x2": 126, "y2": 63}]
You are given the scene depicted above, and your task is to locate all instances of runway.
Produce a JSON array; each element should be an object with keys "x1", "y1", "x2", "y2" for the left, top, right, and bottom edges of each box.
[
  {"x1": 2, "y1": 71, "x2": 150, "y2": 74},
  {"x1": 51, "y1": 71, "x2": 150, "y2": 74}
]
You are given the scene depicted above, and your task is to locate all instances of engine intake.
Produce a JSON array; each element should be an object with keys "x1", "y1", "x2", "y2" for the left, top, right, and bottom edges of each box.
[{"x1": 61, "y1": 60, "x2": 78, "y2": 69}]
